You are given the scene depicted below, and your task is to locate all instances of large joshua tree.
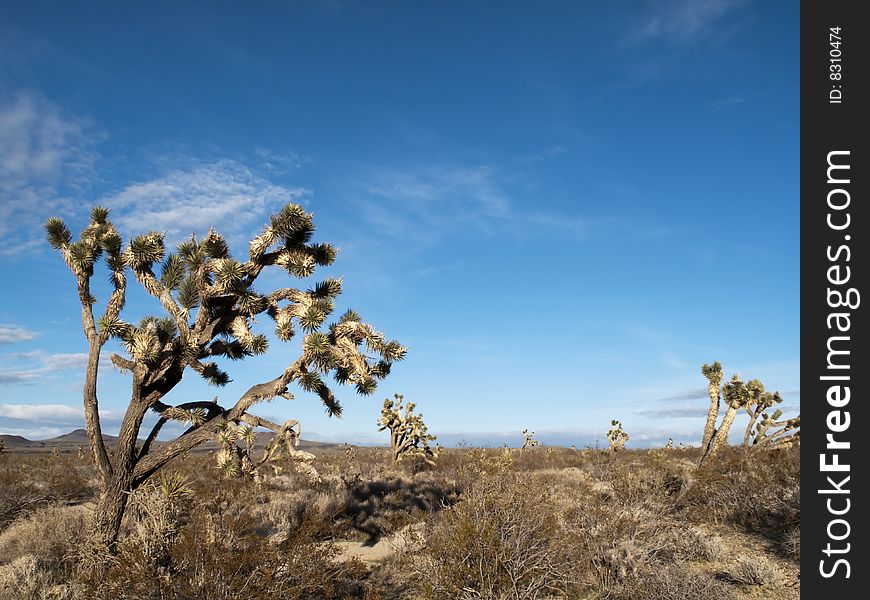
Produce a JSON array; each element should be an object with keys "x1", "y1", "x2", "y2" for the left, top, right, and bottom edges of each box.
[{"x1": 46, "y1": 204, "x2": 405, "y2": 551}]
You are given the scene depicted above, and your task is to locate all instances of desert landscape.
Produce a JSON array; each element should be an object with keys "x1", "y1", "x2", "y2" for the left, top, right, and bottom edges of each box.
[
  {"x1": 1, "y1": 434, "x2": 799, "y2": 600},
  {"x1": 1, "y1": 3, "x2": 801, "y2": 598}
]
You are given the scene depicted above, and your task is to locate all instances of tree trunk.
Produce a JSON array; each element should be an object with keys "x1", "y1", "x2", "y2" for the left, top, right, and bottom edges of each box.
[
  {"x1": 742, "y1": 410, "x2": 759, "y2": 447},
  {"x1": 90, "y1": 477, "x2": 132, "y2": 551},
  {"x1": 699, "y1": 405, "x2": 738, "y2": 467},
  {"x1": 701, "y1": 381, "x2": 720, "y2": 451}
]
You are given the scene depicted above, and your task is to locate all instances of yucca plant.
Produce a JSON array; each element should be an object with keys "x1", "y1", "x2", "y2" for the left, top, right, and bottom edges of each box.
[
  {"x1": 46, "y1": 203, "x2": 405, "y2": 552},
  {"x1": 606, "y1": 420, "x2": 629, "y2": 451},
  {"x1": 520, "y1": 428, "x2": 540, "y2": 450},
  {"x1": 377, "y1": 393, "x2": 437, "y2": 466}
]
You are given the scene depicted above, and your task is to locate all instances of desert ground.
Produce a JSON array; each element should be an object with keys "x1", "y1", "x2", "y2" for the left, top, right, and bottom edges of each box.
[{"x1": 0, "y1": 438, "x2": 798, "y2": 600}]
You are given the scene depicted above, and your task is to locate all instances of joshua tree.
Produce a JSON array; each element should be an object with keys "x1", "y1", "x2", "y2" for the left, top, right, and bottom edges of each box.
[
  {"x1": 520, "y1": 428, "x2": 540, "y2": 449},
  {"x1": 46, "y1": 204, "x2": 405, "y2": 552},
  {"x1": 698, "y1": 373, "x2": 759, "y2": 466},
  {"x1": 378, "y1": 393, "x2": 437, "y2": 465},
  {"x1": 700, "y1": 362, "x2": 724, "y2": 451},
  {"x1": 698, "y1": 362, "x2": 800, "y2": 466},
  {"x1": 0, "y1": 438, "x2": 5, "y2": 457},
  {"x1": 606, "y1": 420, "x2": 629, "y2": 451}
]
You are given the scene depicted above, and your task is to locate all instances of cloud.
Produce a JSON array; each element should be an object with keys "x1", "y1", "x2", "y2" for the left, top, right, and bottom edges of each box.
[
  {"x1": 0, "y1": 91, "x2": 309, "y2": 256},
  {"x1": 102, "y1": 160, "x2": 310, "y2": 247},
  {"x1": 252, "y1": 147, "x2": 308, "y2": 175},
  {"x1": 627, "y1": 0, "x2": 748, "y2": 44},
  {"x1": 0, "y1": 403, "x2": 80, "y2": 422},
  {"x1": 0, "y1": 403, "x2": 197, "y2": 439},
  {"x1": 0, "y1": 403, "x2": 130, "y2": 439},
  {"x1": 636, "y1": 405, "x2": 709, "y2": 419},
  {"x1": 651, "y1": 387, "x2": 708, "y2": 403},
  {"x1": 0, "y1": 324, "x2": 37, "y2": 345},
  {"x1": 353, "y1": 163, "x2": 587, "y2": 244},
  {"x1": 0, "y1": 91, "x2": 97, "y2": 255},
  {"x1": 0, "y1": 350, "x2": 88, "y2": 385}
]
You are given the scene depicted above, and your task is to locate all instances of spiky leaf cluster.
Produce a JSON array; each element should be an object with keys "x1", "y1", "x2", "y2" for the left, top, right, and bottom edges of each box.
[
  {"x1": 701, "y1": 361, "x2": 723, "y2": 386},
  {"x1": 722, "y1": 375, "x2": 762, "y2": 409}
]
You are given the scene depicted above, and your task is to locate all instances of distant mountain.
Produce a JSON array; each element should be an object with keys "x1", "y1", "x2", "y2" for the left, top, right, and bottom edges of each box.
[
  {"x1": 1, "y1": 428, "x2": 341, "y2": 454},
  {"x1": 0, "y1": 434, "x2": 33, "y2": 447},
  {"x1": 48, "y1": 429, "x2": 118, "y2": 444}
]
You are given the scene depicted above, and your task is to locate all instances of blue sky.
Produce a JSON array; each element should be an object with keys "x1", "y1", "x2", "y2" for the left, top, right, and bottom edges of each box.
[{"x1": 0, "y1": 0, "x2": 798, "y2": 447}]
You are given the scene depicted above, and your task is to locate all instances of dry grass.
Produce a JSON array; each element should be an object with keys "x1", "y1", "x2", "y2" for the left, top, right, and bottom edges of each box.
[{"x1": 0, "y1": 445, "x2": 800, "y2": 599}]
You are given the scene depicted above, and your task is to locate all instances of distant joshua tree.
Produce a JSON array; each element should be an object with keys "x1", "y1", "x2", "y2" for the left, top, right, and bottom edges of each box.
[
  {"x1": 378, "y1": 393, "x2": 437, "y2": 465},
  {"x1": 699, "y1": 361, "x2": 799, "y2": 466},
  {"x1": 606, "y1": 420, "x2": 629, "y2": 451},
  {"x1": 46, "y1": 204, "x2": 405, "y2": 552},
  {"x1": 521, "y1": 429, "x2": 540, "y2": 449}
]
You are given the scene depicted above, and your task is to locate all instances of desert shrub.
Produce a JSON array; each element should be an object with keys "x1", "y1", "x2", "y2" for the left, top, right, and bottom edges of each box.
[
  {"x1": 612, "y1": 563, "x2": 736, "y2": 600},
  {"x1": 681, "y1": 447, "x2": 799, "y2": 539},
  {"x1": 0, "y1": 505, "x2": 88, "y2": 582},
  {"x1": 410, "y1": 473, "x2": 580, "y2": 600},
  {"x1": 0, "y1": 555, "x2": 53, "y2": 600},
  {"x1": 562, "y1": 480, "x2": 688, "y2": 593},
  {"x1": 0, "y1": 457, "x2": 96, "y2": 528},
  {"x1": 84, "y1": 478, "x2": 369, "y2": 600},
  {"x1": 781, "y1": 525, "x2": 800, "y2": 560},
  {"x1": 255, "y1": 483, "x2": 348, "y2": 543},
  {"x1": 724, "y1": 555, "x2": 782, "y2": 586},
  {"x1": 654, "y1": 525, "x2": 723, "y2": 563},
  {"x1": 123, "y1": 471, "x2": 194, "y2": 569}
]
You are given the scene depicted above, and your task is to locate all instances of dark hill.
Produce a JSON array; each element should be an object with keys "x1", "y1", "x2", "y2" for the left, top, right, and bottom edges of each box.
[{"x1": 0, "y1": 434, "x2": 32, "y2": 447}]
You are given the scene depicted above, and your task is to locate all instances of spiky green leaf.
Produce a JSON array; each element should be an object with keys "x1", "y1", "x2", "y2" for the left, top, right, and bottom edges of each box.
[
  {"x1": 160, "y1": 254, "x2": 185, "y2": 291},
  {"x1": 90, "y1": 206, "x2": 110, "y2": 224},
  {"x1": 45, "y1": 218, "x2": 73, "y2": 249}
]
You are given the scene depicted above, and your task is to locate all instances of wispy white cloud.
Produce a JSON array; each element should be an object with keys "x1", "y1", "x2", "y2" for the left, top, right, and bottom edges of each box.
[
  {"x1": 0, "y1": 324, "x2": 37, "y2": 345},
  {"x1": 0, "y1": 91, "x2": 97, "y2": 255},
  {"x1": 103, "y1": 160, "x2": 310, "y2": 248},
  {"x1": 0, "y1": 403, "x2": 127, "y2": 438},
  {"x1": 0, "y1": 403, "x2": 81, "y2": 422},
  {"x1": 627, "y1": 0, "x2": 748, "y2": 44},
  {"x1": 252, "y1": 147, "x2": 309, "y2": 175},
  {"x1": 0, "y1": 91, "x2": 310, "y2": 257},
  {"x1": 0, "y1": 350, "x2": 88, "y2": 385},
  {"x1": 353, "y1": 163, "x2": 587, "y2": 244}
]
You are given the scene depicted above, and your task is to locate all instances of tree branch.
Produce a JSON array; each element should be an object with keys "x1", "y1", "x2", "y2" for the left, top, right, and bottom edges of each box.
[{"x1": 138, "y1": 400, "x2": 225, "y2": 459}]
